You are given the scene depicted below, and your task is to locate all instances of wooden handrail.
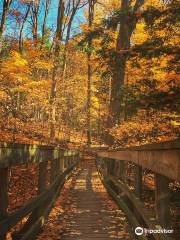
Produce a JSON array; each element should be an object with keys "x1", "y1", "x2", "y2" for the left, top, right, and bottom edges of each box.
[
  {"x1": 0, "y1": 142, "x2": 78, "y2": 168},
  {"x1": 96, "y1": 139, "x2": 180, "y2": 181},
  {"x1": 0, "y1": 143, "x2": 80, "y2": 240},
  {"x1": 95, "y1": 140, "x2": 179, "y2": 240}
]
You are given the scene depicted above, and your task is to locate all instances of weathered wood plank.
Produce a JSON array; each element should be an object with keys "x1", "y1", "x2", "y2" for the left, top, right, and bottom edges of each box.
[
  {"x1": 134, "y1": 165, "x2": 142, "y2": 199},
  {"x1": 155, "y1": 173, "x2": 171, "y2": 228},
  {"x1": 97, "y1": 147, "x2": 180, "y2": 181},
  {"x1": 0, "y1": 143, "x2": 78, "y2": 168}
]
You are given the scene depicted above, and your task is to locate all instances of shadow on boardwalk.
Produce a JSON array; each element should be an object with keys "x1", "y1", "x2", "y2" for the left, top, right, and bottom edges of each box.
[{"x1": 59, "y1": 156, "x2": 132, "y2": 240}]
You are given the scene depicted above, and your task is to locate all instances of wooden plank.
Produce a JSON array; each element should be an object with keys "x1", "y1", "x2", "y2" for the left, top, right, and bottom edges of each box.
[
  {"x1": 134, "y1": 165, "x2": 142, "y2": 199},
  {"x1": 38, "y1": 161, "x2": 48, "y2": 193},
  {"x1": 0, "y1": 144, "x2": 53, "y2": 167},
  {"x1": 118, "y1": 161, "x2": 125, "y2": 181},
  {"x1": 155, "y1": 173, "x2": 171, "y2": 228},
  {"x1": 50, "y1": 160, "x2": 57, "y2": 183},
  {"x1": 60, "y1": 157, "x2": 64, "y2": 173},
  {"x1": 97, "y1": 148, "x2": 180, "y2": 181},
  {"x1": 0, "y1": 142, "x2": 77, "y2": 168}
]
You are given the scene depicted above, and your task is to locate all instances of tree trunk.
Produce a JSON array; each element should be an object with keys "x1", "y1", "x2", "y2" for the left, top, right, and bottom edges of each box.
[
  {"x1": 31, "y1": 0, "x2": 40, "y2": 46},
  {"x1": 19, "y1": 5, "x2": 30, "y2": 52},
  {"x1": 109, "y1": 55, "x2": 127, "y2": 126},
  {"x1": 0, "y1": 0, "x2": 12, "y2": 50},
  {"x1": 41, "y1": 0, "x2": 51, "y2": 47},
  {"x1": 87, "y1": 0, "x2": 95, "y2": 147},
  {"x1": 50, "y1": 66, "x2": 58, "y2": 139},
  {"x1": 108, "y1": 0, "x2": 144, "y2": 127},
  {"x1": 49, "y1": 0, "x2": 65, "y2": 139},
  {"x1": 87, "y1": 52, "x2": 92, "y2": 146}
]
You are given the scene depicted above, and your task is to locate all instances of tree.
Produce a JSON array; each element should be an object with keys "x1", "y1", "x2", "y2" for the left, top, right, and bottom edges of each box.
[
  {"x1": 30, "y1": 0, "x2": 40, "y2": 45},
  {"x1": 19, "y1": 3, "x2": 31, "y2": 52},
  {"x1": 0, "y1": 0, "x2": 13, "y2": 50},
  {"x1": 86, "y1": 0, "x2": 96, "y2": 146},
  {"x1": 49, "y1": 0, "x2": 65, "y2": 138},
  {"x1": 109, "y1": 0, "x2": 144, "y2": 126},
  {"x1": 41, "y1": 0, "x2": 52, "y2": 47}
]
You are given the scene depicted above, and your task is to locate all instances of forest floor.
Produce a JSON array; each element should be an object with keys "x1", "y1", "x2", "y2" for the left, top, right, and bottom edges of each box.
[
  {"x1": 0, "y1": 118, "x2": 86, "y2": 146},
  {"x1": 0, "y1": 113, "x2": 179, "y2": 149}
]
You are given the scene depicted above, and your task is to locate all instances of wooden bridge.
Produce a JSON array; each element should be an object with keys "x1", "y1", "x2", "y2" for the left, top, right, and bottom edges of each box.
[{"x1": 0, "y1": 140, "x2": 179, "y2": 240}]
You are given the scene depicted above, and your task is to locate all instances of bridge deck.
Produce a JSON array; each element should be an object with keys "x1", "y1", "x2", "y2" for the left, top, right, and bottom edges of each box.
[{"x1": 38, "y1": 157, "x2": 131, "y2": 240}]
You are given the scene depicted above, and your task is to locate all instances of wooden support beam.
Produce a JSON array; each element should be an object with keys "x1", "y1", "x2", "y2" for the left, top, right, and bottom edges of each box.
[
  {"x1": 155, "y1": 173, "x2": 171, "y2": 228},
  {"x1": 60, "y1": 157, "x2": 64, "y2": 173},
  {"x1": 38, "y1": 161, "x2": 48, "y2": 193},
  {"x1": 119, "y1": 161, "x2": 125, "y2": 181},
  {"x1": 110, "y1": 159, "x2": 115, "y2": 176},
  {"x1": 134, "y1": 165, "x2": 142, "y2": 199},
  {"x1": 103, "y1": 158, "x2": 108, "y2": 175},
  {"x1": 116, "y1": 161, "x2": 120, "y2": 179},
  {"x1": 64, "y1": 156, "x2": 67, "y2": 169},
  {"x1": 0, "y1": 168, "x2": 8, "y2": 240},
  {"x1": 50, "y1": 160, "x2": 56, "y2": 184},
  {"x1": 68, "y1": 156, "x2": 71, "y2": 167}
]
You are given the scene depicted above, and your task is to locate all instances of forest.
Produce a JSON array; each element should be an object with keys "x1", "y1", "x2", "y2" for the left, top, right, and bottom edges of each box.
[{"x1": 0, "y1": 0, "x2": 179, "y2": 148}]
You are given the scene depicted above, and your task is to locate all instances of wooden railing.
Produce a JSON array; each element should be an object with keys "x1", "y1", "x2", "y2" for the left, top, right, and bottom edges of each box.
[
  {"x1": 95, "y1": 139, "x2": 180, "y2": 240},
  {"x1": 0, "y1": 143, "x2": 80, "y2": 240}
]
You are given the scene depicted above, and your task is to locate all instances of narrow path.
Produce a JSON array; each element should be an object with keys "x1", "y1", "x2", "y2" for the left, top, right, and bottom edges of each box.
[
  {"x1": 37, "y1": 156, "x2": 131, "y2": 240},
  {"x1": 59, "y1": 156, "x2": 131, "y2": 240}
]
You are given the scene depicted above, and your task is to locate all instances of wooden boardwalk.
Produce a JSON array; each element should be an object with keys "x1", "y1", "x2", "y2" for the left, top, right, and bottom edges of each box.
[{"x1": 60, "y1": 157, "x2": 131, "y2": 240}]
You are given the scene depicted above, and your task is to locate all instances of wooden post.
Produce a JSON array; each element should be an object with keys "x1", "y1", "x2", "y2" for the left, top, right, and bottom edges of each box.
[
  {"x1": 38, "y1": 161, "x2": 48, "y2": 193},
  {"x1": 56, "y1": 158, "x2": 60, "y2": 176},
  {"x1": 71, "y1": 155, "x2": 73, "y2": 165},
  {"x1": 100, "y1": 158, "x2": 104, "y2": 171},
  {"x1": 67, "y1": 156, "x2": 69, "y2": 168},
  {"x1": 134, "y1": 164, "x2": 142, "y2": 199},
  {"x1": 65, "y1": 156, "x2": 67, "y2": 169},
  {"x1": 50, "y1": 159, "x2": 56, "y2": 184},
  {"x1": 69, "y1": 156, "x2": 71, "y2": 167},
  {"x1": 60, "y1": 156, "x2": 64, "y2": 173},
  {"x1": 0, "y1": 168, "x2": 9, "y2": 240},
  {"x1": 103, "y1": 159, "x2": 107, "y2": 175},
  {"x1": 108, "y1": 159, "x2": 111, "y2": 175},
  {"x1": 37, "y1": 160, "x2": 49, "y2": 216},
  {"x1": 119, "y1": 161, "x2": 125, "y2": 181},
  {"x1": 155, "y1": 173, "x2": 171, "y2": 228},
  {"x1": 115, "y1": 160, "x2": 120, "y2": 179},
  {"x1": 111, "y1": 159, "x2": 116, "y2": 177}
]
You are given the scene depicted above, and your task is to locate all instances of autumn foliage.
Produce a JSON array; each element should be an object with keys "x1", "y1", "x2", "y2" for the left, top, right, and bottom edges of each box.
[{"x1": 0, "y1": 0, "x2": 179, "y2": 147}]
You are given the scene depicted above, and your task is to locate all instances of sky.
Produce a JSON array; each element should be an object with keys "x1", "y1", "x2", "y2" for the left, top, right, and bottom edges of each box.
[{"x1": 0, "y1": 0, "x2": 86, "y2": 41}]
